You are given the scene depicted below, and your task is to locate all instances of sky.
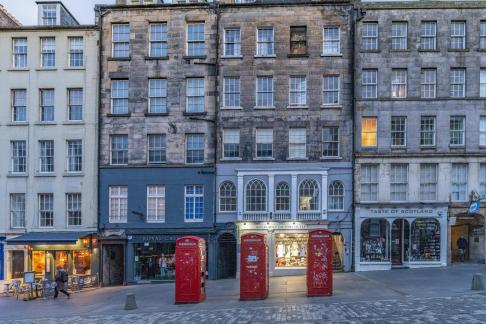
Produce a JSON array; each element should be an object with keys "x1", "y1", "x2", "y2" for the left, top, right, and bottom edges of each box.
[{"x1": 1, "y1": 0, "x2": 115, "y2": 25}]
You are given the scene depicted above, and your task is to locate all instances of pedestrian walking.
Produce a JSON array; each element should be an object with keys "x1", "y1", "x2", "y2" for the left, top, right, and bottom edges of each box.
[
  {"x1": 457, "y1": 236, "x2": 468, "y2": 262},
  {"x1": 54, "y1": 266, "x2": 70, "y2": 299}
]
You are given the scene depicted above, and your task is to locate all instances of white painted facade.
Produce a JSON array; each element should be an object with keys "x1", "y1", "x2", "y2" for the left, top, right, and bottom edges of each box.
[{"x1": 0, "y1": 26, "x2": 99, "y2": 279}]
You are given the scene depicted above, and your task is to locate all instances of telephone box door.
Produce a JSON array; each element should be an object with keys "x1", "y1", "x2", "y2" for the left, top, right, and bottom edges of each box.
[
  {"x1": 307, "y1": 229, "x2": 333, "y2": 297},
  {"x1": 175, "y1": 236, "x2": 206, "y2": 303},
  {"x1": 240, "y1": 233, "x2": 268, "y2": 300}
]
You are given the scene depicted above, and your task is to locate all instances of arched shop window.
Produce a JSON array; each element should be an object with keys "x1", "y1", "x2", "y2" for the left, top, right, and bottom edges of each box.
[
  {"x1": 219, "y1": 181, "x2": 236, "y2": 212},
  {"x1": 410, "y1": 218, "x2": 441, "y2": 261},
  {"x1": 360, "y1": 218, "x2": 390, "y2": 262},
  {"x1": 275, "y1": 182, "x2": 290, "y2": 211},
  {"x1": 299, "y1": 179, "x2": 319, "y2": 211},
  {"x1": 328, "y1": 181, "x2": 344, "y2": 211},
  {"x1": 245, "y1": 179, "x2": 266, "y2": 212}
]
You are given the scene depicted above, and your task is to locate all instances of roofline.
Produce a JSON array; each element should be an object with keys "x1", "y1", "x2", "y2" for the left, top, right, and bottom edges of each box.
[
  {"x1": 360, "y1": 1, "x2": 486, "y2": 10},
  {"x1": 35, "y1": 1, "x2": 80, "y2": 25},
  {"x1": 0, "y1": 25, "x2": 98, "y2": 32},
  {"x1": 96, "y1": 0, "x2": 352, "y2": 12},
  {"x1": 0, "y1": 4, "x2": 22, "y2": 26}
]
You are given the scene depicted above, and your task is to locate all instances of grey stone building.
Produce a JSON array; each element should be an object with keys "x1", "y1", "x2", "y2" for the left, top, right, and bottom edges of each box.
[
  {"x1": 216, "y1": 0, "x2": 354, "y2": 276},
  {"x1": 97, "y1": 1, "x2": 218, "y2": 284},
  {"x1": 354, "y1": 1, "x2": 486, "y2": 271}
]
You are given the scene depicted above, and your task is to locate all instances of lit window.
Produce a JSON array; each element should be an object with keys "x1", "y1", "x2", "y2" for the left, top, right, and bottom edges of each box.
[
  {"x1": 361, "y1": 117, "x2": 377, "y2": 147},
  {"x1": 185, "y1": 185, "x2": 204, "y2": 221},
  {"x1": 299, "y1": 179, "x2": 319, "y2": 211}
]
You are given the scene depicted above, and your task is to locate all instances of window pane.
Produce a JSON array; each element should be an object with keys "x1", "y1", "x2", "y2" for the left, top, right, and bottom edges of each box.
[
  {"x1": 361, "y1": 117, "x2": 377, "y2": 147},
  {"x1": 322, "y1": 127, "x2": 339, "y2": 157},
  {"x1": 148, "y1": 134, "x2": 166, "y2": 163},
  {"x1": 186, "y1": 134, "x2": 204, "y2": 164},
  {"x1": 289, "y1": 77, "x2": 306, "y2": 106},
  {"x1": 289, "y1": 128, "x2": 306, "y2": 159},
  {"x1": 323, "y1": 76, "x2": 340, "y2": 105},
  {"x1": 223, "y1": 129, "x2": 240, "y2": 158},
  {"x1": 186, "y1": 78, "x2": 205, "y2": 113},
  {"x1": 256, "y1": 76, "x2": 273, "y2": 107},
  {"x1": 256, "y1": 129, "x2": 273, "y2": 158}
]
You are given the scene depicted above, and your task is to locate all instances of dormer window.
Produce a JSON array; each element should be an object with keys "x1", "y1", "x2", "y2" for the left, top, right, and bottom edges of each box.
[{"x1": 41, "y1": 4, "x2": 57, "y2": 26}]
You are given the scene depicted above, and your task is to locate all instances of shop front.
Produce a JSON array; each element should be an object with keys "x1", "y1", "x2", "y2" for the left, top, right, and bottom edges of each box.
[
  {"x1": 236, "y1": 222, "x2": 344, "y2": 277},
  {"x1": 450, "y1": 206, "x2": 486, "y2": 264},
  {"x1": 355, "y1": 205, "x2": 448, "y2": 271},
  {"x1": 124, "y1": 230, "x2": 217, "y2": 284},
  {"x1": 6, "y1": 232, "x2": 98, "y2": 280}
]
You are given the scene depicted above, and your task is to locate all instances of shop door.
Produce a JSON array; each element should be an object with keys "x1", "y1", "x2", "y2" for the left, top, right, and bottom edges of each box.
[
  {"x1": 11, "y1": 251, "x2": 24, "y2": 278},
  {"x1": 218, "y1": 233, "x2": 236, "y2": 279},
  {"x1": 391, "y1": 219, "x2": 409, "y2": 266},
  {"x1": 102, "y1": 244, "x2": 124, "y2": 286},
  {"x1": 451, "y1": 224, "x2": 469, "y2": 262}
]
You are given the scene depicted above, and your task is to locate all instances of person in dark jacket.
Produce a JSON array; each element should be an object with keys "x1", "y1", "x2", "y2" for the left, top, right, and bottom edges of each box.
[
  {"x1": 457, "y1": 236, "x2": 468, "y2": 262},
  {"x1": 54, "y1": 266, "x2": 70, "y2": 299}
]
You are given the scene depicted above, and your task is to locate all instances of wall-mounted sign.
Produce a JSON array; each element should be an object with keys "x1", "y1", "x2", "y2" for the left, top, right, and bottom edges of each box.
[
  {"x1": 357, "y1": 206, "x2": 447, "y2": 219},
  {"x1": 238, "y1": 222, "x2": 327, "y2": 231}
]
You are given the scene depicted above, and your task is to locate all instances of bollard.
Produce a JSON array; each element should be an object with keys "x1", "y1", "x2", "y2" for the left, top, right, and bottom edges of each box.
[
  {"x1": 471, "y1": 273, "x2": 485, "y2": 291},
  {"x1": 124, "y1": 293, "x2": 138, "y2": 310}
]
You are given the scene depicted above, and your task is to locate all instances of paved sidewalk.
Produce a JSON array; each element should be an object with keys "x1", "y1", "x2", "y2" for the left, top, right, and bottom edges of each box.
[{"x1": 1, "y1": 264, "x2": 486, "y2": 323}]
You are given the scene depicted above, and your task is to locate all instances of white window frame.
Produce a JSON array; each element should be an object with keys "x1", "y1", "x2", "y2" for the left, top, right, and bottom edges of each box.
[
  {"x1": 323, "y1": 26, "x2": 341, "y2": 55},
  {"x1": 224, "y1": 28, "x2": 241, "y2": 57},
  {"x1": 420, "y1": 21, "x2": 437, "y2": 50},
  {"x1": 185, "y1": 134, "x2": 205, "y2": 164},
  {"x1": 40, "y1": 37, "x2": 55, "y2": 68},
  {"x1": 186, "y1": 22, "x2": 205, "y2": 57},
  {"x1": 184, "y1": 185, "x2": 204, "y2": 222},
  {"x1": 451, "y1": 164, "x2": 468, "y2": 202},
  {"x1": 391, "y1": 116, "x2": 407, "y2": 147},
  {"x1": 322, "y1": 75, "x2": 340, "y2": 105},
  {"x1": 147, "y1": 134, "x2": 166, "y2": 164},
  {"x1": 328, "y1": 181, "x2": 345, "y2": 211},
  {"x1": 223, "y1": 77, "x2": 241, "y2": 108},
  {"x1": 391, "y1": 69, "x2": 407, "y2": 98},
  {"x1": 256, "y1": 76, "x2": 274, "y2": 108},
  {"x1": 112, "y1": 24, "x2": 130, "y2": 58},
  {"x1": 322, "y1": 126, "x2": 340, "y2": 158},
  {"x1": 148, "y1": 79, "x2": 167, "y2": 113},
  {"x1": 39, "y1": 140, "x2": 54, "y2": 173},
  {"x1": 12, "y1": 38, "x2": 27, "y2": 68},
  {"x1": 480, "y1": 21, "x2": 486, "y2": 50},
  {"x1": 256, "y1": 27, "x2": 275, "y2": 56},
  {"x1": 450, "y1": 21, "x2": 466, "y2": 50},
  {"x1": 289, "y1": 76, "x2": 307, "y2": 106},
  {"x1": 111, "y1": 79, "x2": 129, "y2": 114},
  {"x1": 66, "y1": 193, "x2": 82, "y2": 227},
  {"x1": 38, "y1": 193, "x2": 54, "y2": 228},
  {"x1": 109, "y1": 186, "x2": 128, "y2": 223},
  {"x1": 66, "y1": 139, "x2": 83, "y2": 173},
  {"x1": 219, "y1": 181, "x2": 237, "y2": 213},
  {"x1": 361, "y1": 22, "x2": 378, "y2": 51},
  {"x1": 110, "y1": 134, "x2": 128, "y2": 165},
  {"x1": 11, "y1": 140, "x2": 27, "y2": 174},
  {"x1": 449, "y1": 116, "x2": 465, "y2": 146},
  {"x1": 391, "y1": 22, "x2": 408, "y2": 50},
  {"x1": 68, "y1": 36, "x2": 84, "y2": 67},
  {"x1": 147, "y1": 185, "x2": 166, "y2": 223},
  {"x1": 480, "y1": 69, "x2": 486, "y2": 98},
  {"x1": 450, "y1": 68, "x2": 466, "y2": 98},
  {"x1": 255, "y1": 128, "x2": 273, "y2": 159},
  {"x1": 288, "y1": 128, "x2": 307, "y2": 159},
  {"x1": 360, "y1": 164, "x2": 378, "y2": 202},
  {"x1": 480, "y1": 116, "x2": 486, "y2": 147},
  {"x1": 222, "y1": 129, "x2": 240, "y2": 159},
  {"x1": 421, "y1": 69, "x2": 437, "y2": 99},
  {"x1": 40, "y1": 89, "x2": 55, "y2": 122},
  {"x1": 420, "y1": 164, "x2": 438, "y2": 201},
  {"x1": 68, "y1": 88, "x2": 83, "y2": 121},
  {"x1": 420, "y1": 116, "x2": 436, "y2": 147},
  {"x1": 186, "y1": 78, "x2": 205, "y2": 113},
  {"x1": 10, "y1": 193, "x2": 26, "y2": 229},
  {"x1": 362, "y1": 69, "x2": 377, "y2": 99},
  {"x1": 390, "y1": 164, "x2": 408, "y2": 202},
  {"x1": 149, "y1": 23, "x2": 168, "y2": 58}
]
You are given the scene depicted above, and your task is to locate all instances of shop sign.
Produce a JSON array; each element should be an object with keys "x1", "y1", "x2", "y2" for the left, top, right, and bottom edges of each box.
[
  {"x1": 358, "y1": 206, "x2": 447, "y2": 219},
  {"x1": 239, "y1": 222, "x2": 322, "y2": 231},
  {"x1": 129, "y1": 235, "x2": 179, "y2": 243}
]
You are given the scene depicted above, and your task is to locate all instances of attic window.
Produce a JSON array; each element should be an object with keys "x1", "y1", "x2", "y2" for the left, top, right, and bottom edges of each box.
[{"x1": 42, "y1": 4, "x2": 57, "y2": 26}]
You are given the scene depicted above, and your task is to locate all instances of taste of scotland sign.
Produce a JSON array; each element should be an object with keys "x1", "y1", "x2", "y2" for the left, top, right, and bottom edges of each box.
[{"x1": 357, "y1": 206, "x2": 447, "y2": 219}]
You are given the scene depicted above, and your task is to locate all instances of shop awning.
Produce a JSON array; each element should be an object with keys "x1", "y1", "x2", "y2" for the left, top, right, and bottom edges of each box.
[{"x1": 6, "y1": 231, "x2": 94, "y2": 245}]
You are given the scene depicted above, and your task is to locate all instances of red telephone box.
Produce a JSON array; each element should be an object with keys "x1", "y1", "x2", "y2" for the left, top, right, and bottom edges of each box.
[
  {"x1": 175, "y1": 236, "x2": 206, "y2": 304},
  {"x1": 240, "y1": 233, "x2": 268, "y2": 300},
  {"x1": 307, "y1": 229, "x2": 333, "y2": 297}
]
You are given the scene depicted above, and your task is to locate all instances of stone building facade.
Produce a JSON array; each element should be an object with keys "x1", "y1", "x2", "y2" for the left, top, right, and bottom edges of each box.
[
  {"x1": 354, "y1": 1, "x2": 486, "y2": 271},
  {"x1": 216, "y1": 0, "x2": 354, "y2": 276},
  {"x1": 0, "y1": 2, "x2": 99, "y2": 280},
  {"x1": 97, "y1": 2, "x2": 219, "y2": 284}
]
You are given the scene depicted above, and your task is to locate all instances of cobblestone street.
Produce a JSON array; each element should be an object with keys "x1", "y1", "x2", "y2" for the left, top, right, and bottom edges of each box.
[
  {"x1": 2, "y1": 265, "x2": 486, "y2": 323},
  {"x1": 9, "y1": 294, "x2": 486, "y2": 324}
]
